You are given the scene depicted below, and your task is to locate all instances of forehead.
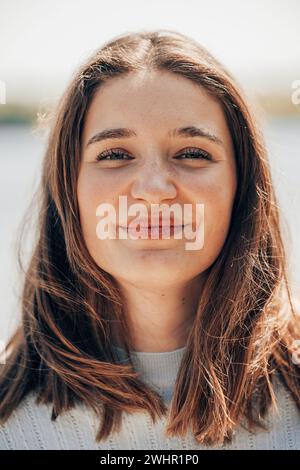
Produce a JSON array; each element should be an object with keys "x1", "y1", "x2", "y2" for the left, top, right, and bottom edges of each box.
[{"x1": 82, "y1": 70, "x2": 232, "y2": 148}]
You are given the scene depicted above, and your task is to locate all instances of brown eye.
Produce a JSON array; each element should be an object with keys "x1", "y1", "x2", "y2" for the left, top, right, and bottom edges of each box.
[
  {"x1": 175, "y1": 148, "x2": 212, "y2": 161},
  {"x1": 96, "y1": 149, "x2": 133, "y2": 161}
]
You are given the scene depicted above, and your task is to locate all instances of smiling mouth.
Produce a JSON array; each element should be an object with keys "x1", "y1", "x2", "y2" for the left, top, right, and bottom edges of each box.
[
  {"x1": 143, "y1": 224, "x2": 183, "y2": 228},
  {"x1": 120, "y1": 224, "x2": 185, "y2": 229},
  {"x1": 117, "y1": 224, "x2": 187, "y2": 238}
]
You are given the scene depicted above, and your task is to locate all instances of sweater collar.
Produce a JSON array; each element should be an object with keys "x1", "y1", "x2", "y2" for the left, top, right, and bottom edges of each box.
[{"x1": 112, "y1": 344, "x2": 188, "y2": 403}]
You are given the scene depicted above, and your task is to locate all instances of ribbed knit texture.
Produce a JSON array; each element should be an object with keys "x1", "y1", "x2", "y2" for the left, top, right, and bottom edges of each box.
[{"x1": 0, "y1": 344, "x2": 300, "y2": 449}]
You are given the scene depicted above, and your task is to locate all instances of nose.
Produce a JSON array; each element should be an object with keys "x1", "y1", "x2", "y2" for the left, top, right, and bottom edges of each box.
[{"x1": 130, "y1": 157, "x2": 177, "y2": 204}]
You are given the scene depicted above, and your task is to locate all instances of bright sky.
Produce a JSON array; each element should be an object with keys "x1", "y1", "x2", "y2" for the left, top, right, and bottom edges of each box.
[{"x1": 0, "y1": 0, "x2": 300, "y2": 105}]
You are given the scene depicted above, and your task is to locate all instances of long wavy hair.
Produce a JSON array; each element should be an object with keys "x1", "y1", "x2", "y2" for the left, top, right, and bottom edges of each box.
[{"x1": 0, "y1": 29, "x2": 299, "y2": 447}]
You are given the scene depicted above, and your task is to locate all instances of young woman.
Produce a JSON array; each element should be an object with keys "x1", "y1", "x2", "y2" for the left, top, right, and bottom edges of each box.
[{"x1": 0, "y1": 29, "x2": 299, "y2": 450}]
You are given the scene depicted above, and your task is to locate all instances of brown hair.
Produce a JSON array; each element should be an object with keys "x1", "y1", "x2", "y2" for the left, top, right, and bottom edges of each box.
[{"x1": 0, "y1": 29, "x2": 300, "y2": 447}]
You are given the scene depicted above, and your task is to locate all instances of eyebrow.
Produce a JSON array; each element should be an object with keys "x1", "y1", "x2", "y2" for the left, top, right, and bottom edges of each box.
[{"x1": 86, "y1": 125, "x2": 224, "y2": 148}]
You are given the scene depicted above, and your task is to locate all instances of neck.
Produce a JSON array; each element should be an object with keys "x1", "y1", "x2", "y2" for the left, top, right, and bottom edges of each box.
[{"x1": 113, "y1": 274, "x2": 203, "y2": 352}]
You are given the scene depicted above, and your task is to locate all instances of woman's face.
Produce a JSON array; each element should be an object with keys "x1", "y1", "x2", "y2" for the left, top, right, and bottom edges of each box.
[{"x1": 77, "y1": 70, "x2": 237, "y2": 287}]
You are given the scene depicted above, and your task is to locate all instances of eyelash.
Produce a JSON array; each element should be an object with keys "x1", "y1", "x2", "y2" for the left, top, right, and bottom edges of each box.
[{"x1": 95, "y1": 147, "x2": 213, "y2": 162}]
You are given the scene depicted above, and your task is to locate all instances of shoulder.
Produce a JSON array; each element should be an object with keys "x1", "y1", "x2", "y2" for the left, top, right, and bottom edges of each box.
[
  {"x1": 227, "y1": 371, "x2": 300, "y2": 450},
  {"x1": 0, "y1": 392, "x2": 43, "y2": 449},
  {"x1": 0, "y1": 391, "x2": 98, "y2": 450}
]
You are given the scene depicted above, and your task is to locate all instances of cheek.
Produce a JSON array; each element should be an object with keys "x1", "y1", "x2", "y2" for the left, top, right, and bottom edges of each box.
[
  {"x1": 78, "y1": 168, "x2": 106, "y2": 202},
  {"x1": 77, "y1": 169, "x2": 114, "y2": 245},
  {"x1": 77, "y1": 168, "x2": 125, "y2": 209},
  {"x1": 188, "y1": 169, "x2": 236, "y2": 253}
]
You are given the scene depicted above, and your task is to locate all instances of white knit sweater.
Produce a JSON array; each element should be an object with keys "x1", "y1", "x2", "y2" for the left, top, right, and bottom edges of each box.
[{"x1": 0, "y1": 344, "x2": 300, "y2": 450}]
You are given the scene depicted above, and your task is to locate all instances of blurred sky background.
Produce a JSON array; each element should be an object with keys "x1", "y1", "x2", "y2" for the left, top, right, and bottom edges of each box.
[{"x1": 0, "y1": 0, "x2": 300, "y2": 342}]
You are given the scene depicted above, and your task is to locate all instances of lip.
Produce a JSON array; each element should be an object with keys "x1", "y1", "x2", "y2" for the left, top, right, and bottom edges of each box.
[
  {"x1": 122, "y1": 218, "x2": 186, "y2": 229},
  {"x1": 118, "y1": 224, "x2": 188, "y2": 239},
  {"x1": 119, "y1": 224, "x2": 185, "y2": 229},
  {"x1": 133, "y1": 224, "x2": 182, "y2": 228}
]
